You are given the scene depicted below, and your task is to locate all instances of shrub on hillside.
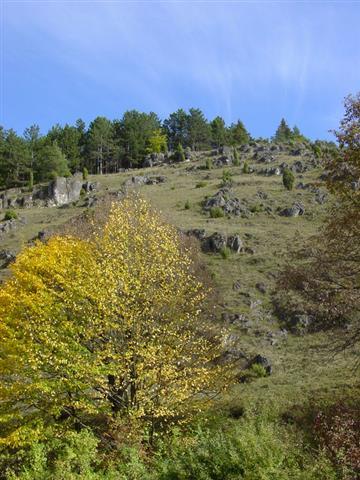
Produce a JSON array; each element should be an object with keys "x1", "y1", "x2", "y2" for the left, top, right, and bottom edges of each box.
[
  {"x1": 4, "y1": 210, "x2": 18, "y2": 221},
  {"x1": 243, "y1": 161, "x2": 250, "y2": 174},
  {"x1": 283, "y1": 168, "x2": 295, "y2": 190},
  {"x1": 205, "y1": 158, "x2": 213, "y2": 170},
  {"x1": 210, "y1": 206, "x2": 224, "y2": 218},
  {"x1": 82, "y1": 167, "x2": 89, "y2": 181},
  {"x1": 221, "y1": 169, "x2": 233, "y2": 186}
]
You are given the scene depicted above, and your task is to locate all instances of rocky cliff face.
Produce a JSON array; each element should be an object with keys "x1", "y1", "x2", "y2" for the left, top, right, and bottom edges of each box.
[
  {"x1": 0, "y1": 173, "x2": 85, "y2": 209},
  {"x1": 47, "y1": 174, "x2": 83, "y2": 206}
]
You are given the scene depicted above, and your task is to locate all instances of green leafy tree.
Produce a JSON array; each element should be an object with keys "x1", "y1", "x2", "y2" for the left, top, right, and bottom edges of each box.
[
  {"x1": 146, "y1": 129, "x2": 167, "y2": 153},
  {"x1": 187, "y1": 108, "x2": 211, "y2": 151},
  {"x1": 115, "y1": 111, "x2": 161, "y2": 167},
  {"x1": 86, "y1": 117, "x2": 115, "y2": 174},
  {"x1": 210, "y1": 116, "x2": 227, "y2": 148},
  {"x1": 0, "y1": 129, "x2": 30, "y2": 188},
  {"x1": 228, "y1": 120, "x2": 250, "y2": 146},
  {"x1": 163, "y1": 109, "x2": 189, "y2": 150},
  {"x1": 34, "y1": 143, "x2": 70, "y2": 182},
  {"x1": 24, "y1": 124, "x2": 41, "y2": 181},
  {"x1": 274, "y1": 118, "x2": 293, "y2": 142}
]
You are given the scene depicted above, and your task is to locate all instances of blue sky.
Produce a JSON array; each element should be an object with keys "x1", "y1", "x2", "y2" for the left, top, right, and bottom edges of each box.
[{"x1": 1, "y1": 1, "x2": 360, "y2": 139}]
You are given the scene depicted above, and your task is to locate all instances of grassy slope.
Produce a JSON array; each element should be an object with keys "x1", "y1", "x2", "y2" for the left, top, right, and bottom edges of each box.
[{"x1": 0, "y1": 151, "x2": 358, "y2": 414}]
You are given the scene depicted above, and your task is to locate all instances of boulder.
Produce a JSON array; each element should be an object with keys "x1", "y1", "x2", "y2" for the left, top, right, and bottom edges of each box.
[
  {"x1": 184, "y1": 229, "x2": 207, "y2": 240},
  {"x1": 289, "y1": 314, "x2": 314, "y2": 333},
  {"x1": 227, "y1": 234, "x2": 243, "y2": 253},
  {"x1": 0, "y1": 249, "x2": 16, "y2": 268},
  {"x1": 279, "y1": 202, "x2": 305, "y2": 217},
  {"x1": 255, "y1": 282, "x2": 267, "y2": 294},
  {"x1": 292, "y1": 160, "x2": 306, "y2": 173},
  {"x1": 125, "y1": 175, "x2": 166, "y2": 187},
  {"x1": 82, "y1": 181, "x2": 99, "y2": 193},
  {"x1": 47, "y1": 174, "x2": 83, "y2": 206},
  {"x1": 203, "y1": 188, "x2": 249, "y2": 217},
  {"x1": 203, "y1": 232, "x2": 227, "y2": 253}
]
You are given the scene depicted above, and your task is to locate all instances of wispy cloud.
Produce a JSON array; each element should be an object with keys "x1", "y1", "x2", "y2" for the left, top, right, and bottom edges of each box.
[{"x1": 2, "y1": 1, "x2": 360, "y2": 138}]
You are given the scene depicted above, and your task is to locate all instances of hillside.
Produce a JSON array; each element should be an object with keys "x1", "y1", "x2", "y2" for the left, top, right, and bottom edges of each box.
[{"x1": 1, "y1": 141, "x2": 357, "y2": 413}]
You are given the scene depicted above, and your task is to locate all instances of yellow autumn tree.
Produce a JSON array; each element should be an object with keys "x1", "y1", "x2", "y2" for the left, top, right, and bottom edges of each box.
[{"x1": 0, "y1": 196, "x2": 227, "y2": 447}]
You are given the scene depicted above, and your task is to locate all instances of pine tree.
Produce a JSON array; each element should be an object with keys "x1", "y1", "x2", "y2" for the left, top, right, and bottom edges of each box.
[{"x1": 274, "y1": 118, "x2": 292, "y2": 142}]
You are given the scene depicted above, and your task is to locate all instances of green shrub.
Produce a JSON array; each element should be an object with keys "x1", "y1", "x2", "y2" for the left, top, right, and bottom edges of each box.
[
  {"x1": 233, "y1": 149, "x2": 240, "y2": 166},
  {"x1": 184, "y1": 200, "x2": 191, "y2": 210},
  {"x1": 209, "y1": 207, "x2": 224, "y2": 218},
  {"x1": 195, "y1": 181, "x2": 207, "y2": 188},
  {"x1": 3, "y1": 416, "x2": 338, "y2": 480},
  {"x1": 175, "y1": 143, "x2": 185, "y2": 162},
  {"x1": 80, "y1": 187, "x2": 87, "y2": 197},
  {"x1": 4, "y1": 210, "x2": 18, "y2": 221},
  {"x1": 82, "y1": 167, "x2": 89, "y2": 181},
  {"x1": 243, "y1": 161, "x2": 250, "y2": 174},
  {"x1": 220, "y1": 246, "x2": 231, "y2": 259},
  {"x1": 5, "y1": 430, "x2": 119, "y2": 480},
  {"x1": 250, "y1": 203, "x2": 263, "y2": 213},
  {"x1": 283, "y1": 168, "x2": 295, "y2": 190},
  {"x1": 152, "y1": 418, "x2": 337, "y2": 480},
  {"x1": 250, "y1": 363, "x2": 268, "y2": 378},
  {"x1": 221, "y1": 169, "x2": 233, "y2": 185},
  {"x1": 205, "y1": 158, "x2": 213, "y2": 170}
]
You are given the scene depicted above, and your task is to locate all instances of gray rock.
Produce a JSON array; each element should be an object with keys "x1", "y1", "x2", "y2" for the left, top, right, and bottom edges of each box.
[
  {"x1": 351, "y1": 180, "x2": 360, "y2": 191},
  {"x1": 227, "y1": 234, "x2": 243, "y2": 253},
  {"x1": 126, "y1": 175, "x2": 166, "y2": 187},
  {"x1": 37, "y1": 230, "x2": 51, "y2": 243},
  {"x1": 292, "y1": 160, "x2": 306, "y2": 173},
  {"x1": 184, "y1": 228, "x2": 207, "y2": 240},
  {"x1": 83, "y1": 181, "x2": 99, "y2": 193},
  {"x1": 203, "y1": 188, "x2": 249, "y2": 217},
  {"x1": 233, "y1": 279, "x2": 242, "y2": 290},
  {"x1": 289, "y1": 314, "x2": 314, "y2": 333},
  {"x1": 255, "y1": 282, "x2": 267, "y2": 294},
  {"x1": 279, "y1": 202, "x2": 305, "y2": 217},
  {"x1": 203, "y1": 232, "x2": 227, "y2": 253},
  {"x1": 47, "y1": 174, "x2": 83, "y2": 206},
  {"x1": 0, "y1": 249, "x2": 16, "y2": 268}
]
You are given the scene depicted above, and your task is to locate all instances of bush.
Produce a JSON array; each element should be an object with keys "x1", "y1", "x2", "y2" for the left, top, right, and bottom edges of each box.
[
  {"x1": 283, "y1": 168, "x2": 295, "y2": 190},
  {"x1": 250, "y1": 203, "x2": 263, "y2": 213},
  {"x1": 233, "y1": 148, "x2": 240, "y2": 166},
  {"x1": 184, "y1": 199, "x2": 191, "y2": 209},
  {"x1": 220, "y1": 246, "x2": 231, "y2": 259},
  {"x1": 82, "y1": 167, "x2": 89, "y2": 181},
  {"x1": 174, "y1": 143, "x2": 185, "y2": 162},
  {"x1": 195, "y1": 181, "x2": 207, "y2": 188},
  {"x1": 205, "y1": 158, "x2": 213, "y2": 170},
  {"x1": 4, "y1": 416, "x2": 338, "y2": 480},
  {"x1": 209, "y1": 207, "x2": 224, "y2": 218},
  {"x1": 152, "y1": 417, "x2": 337, "y2": 480},
  {"x1": 4, "y1": 210, "x2": 18, "y2": 221},
  {"x1": 243, "y1": 161, "x2": 250, "y2": 174},
  {"x1": 221, "y1": 169, "x2": 232, "y2": 185}
]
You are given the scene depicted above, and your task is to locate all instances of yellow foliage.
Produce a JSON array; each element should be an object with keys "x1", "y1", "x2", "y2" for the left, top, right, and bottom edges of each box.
[{"x1": 0, "y1": 196, "x2": 228, "y2": 446}]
